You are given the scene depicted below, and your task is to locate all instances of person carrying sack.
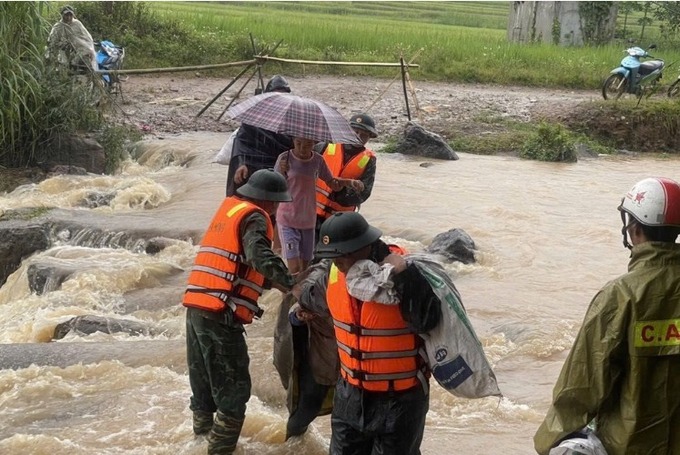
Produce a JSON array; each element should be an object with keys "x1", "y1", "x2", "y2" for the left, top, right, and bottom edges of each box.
[{"x1": 294, "y1": 212, "x2": 441, "y2": 454}]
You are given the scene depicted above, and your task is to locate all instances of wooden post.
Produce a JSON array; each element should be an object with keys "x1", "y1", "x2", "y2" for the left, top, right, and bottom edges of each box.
[
  {"x1": 400, "y1": 56, "x2": 411, "y2": 121},
  {"x1": 250, "y1": 33, "x2": 265, "y2": 95},
  {"x1": 196, "y1": 63, "x2": 254, "y2": 118}
]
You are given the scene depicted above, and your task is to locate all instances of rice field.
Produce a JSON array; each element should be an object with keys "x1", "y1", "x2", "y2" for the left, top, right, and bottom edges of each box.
[{"x1": 143, "y1": 2, "x2": 680, "y2": 89}]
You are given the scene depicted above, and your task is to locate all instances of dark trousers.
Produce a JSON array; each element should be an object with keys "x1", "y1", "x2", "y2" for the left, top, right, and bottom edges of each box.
[
  {"x1": 286, "y1": 325, "x2": 332, "y2": 438},
  {"x1": 185, "y1": 307, "x2": 251, "y2": 421},
  {"x1": 329, "y1": 379, "x2": 429, "y2": 455}
]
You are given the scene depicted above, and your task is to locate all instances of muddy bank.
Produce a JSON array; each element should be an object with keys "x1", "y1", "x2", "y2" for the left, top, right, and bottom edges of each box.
[{"x1": 111, "y1": 74, "x2": 596, "y2": 139}]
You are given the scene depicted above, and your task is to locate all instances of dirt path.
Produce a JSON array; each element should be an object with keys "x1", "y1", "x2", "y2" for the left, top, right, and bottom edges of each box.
[
  {"x1": 1, "y1": 75, "x2": 600, "y2": 193},
  {"x1": 112, "y1": 74, "x2": 598, "y2": 139}
]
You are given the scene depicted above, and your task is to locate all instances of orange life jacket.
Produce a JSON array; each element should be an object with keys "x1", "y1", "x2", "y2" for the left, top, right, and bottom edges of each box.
[
  {"x1": 182, "y1": 197, "x2": 273, "y2": 324},
  {"x1": 315, "y1": 143, "x2": 375, "y2": 220},
  {"x1": 326, "y1": 263, "x2": 427, "y2": 392},
  {"x1": 387, "y1": 244, "x2": 408, "y2": 256}
]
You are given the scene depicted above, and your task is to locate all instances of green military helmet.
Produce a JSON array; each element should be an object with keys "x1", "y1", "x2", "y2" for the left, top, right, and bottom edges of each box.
[
  {"x1": 265, "y1": 75, "x2": 291, "y2": 93},
  {"x1": 315, "y1": 212, "x2": 382, "y2": 258},
  {"x1": 349, "y1": 113, "x2": 378, "y2": 138},
  {"x1": 236, "y1": 169, "x2": 292, "y2": 202}
]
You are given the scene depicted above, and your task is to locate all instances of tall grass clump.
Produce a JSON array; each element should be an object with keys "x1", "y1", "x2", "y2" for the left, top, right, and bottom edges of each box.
[
  {"x1": 1, "y1": 2, "x2": 102, "y2": 168},
  {"x1": 519, "y1": 123, "x2": 578, "y2": 162}
]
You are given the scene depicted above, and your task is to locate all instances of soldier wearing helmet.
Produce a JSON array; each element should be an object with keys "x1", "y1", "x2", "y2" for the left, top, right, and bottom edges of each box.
[
  {"x1": 535, "y1": 177, "x2": 680, "y2": 454},
  {"x1": 313, "y1": 113, "x2": 378, "y2": 237},
  {"x1": 226, "y1": 75, "x2": 294, "y2": 197},
  {"x1": 265, "y1": 74, "x2": 291, "y2": 93},
  {"x1": 285, "y1": 212, "x2": 441, "y2": 451},
  {"x1": 183, "y1": 169, "x2": 297, "y2": 455}
]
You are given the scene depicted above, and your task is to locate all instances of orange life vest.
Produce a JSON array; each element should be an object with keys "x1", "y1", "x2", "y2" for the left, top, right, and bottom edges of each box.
[
  {"x1": 326, "y1": 263, "x2": 427, "y2": 392},
  {"x1": 315, "y1": 143, "x2": 375, "y2": 220},
  {"x1": 387, "y1": 244, "x2": 408, "y2": 256},
  {"x1": 182, "y1": 197, "x2": 274, "y2": 324}
]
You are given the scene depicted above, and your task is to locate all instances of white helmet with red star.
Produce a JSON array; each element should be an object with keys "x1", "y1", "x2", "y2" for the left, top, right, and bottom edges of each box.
[
  {"x1": 619, "y1": 177, "x2": 680, "y2": 226},
  {"x1": 618, "y1": 177, "x2": 680, "y2": 248}
]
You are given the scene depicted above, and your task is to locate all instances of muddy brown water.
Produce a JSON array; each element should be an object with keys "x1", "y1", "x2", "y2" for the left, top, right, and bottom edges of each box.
[{"x1": 1, "y1": 131, "x2": 678, "y2": 454}]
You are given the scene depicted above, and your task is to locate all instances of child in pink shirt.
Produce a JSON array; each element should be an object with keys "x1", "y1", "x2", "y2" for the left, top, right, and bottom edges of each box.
[{"x1": 275, "y1": 137, "x2": 363, "y2": 274}]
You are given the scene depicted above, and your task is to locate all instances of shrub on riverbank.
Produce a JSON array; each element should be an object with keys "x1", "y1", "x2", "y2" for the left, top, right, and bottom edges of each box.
[{"x1": 520, "y1": 123, "x2": 579, "y2": 162}]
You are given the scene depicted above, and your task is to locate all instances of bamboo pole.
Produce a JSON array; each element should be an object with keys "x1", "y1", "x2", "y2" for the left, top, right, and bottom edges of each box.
[
  {"x1": 364, "y1": 48, "x2": 423, "y2": 113},
  {"x1": 217, "y1": 65, "x2": 260, "y2": 121},
  {"x1": 252, "y1": 39, "x2": 284, "y2": 94},
  {"x1": 95, "y1": 59, "x2": 257, "y2": 75},
  {"x1": 264, "y1": 56, "x2": 419, "y2": 68},
  {"x1": 196, "y1": 63, "x2": 255, "y2": 118},
  {"x1": 96, "y1": 56, "x2": 418, "y2": 76},
  {"x1": 404, "y1": 66, "x2": 421, "y2": 122},
  {"x1": 250, "y1": 33, "x2": 265, "y2": 94}
]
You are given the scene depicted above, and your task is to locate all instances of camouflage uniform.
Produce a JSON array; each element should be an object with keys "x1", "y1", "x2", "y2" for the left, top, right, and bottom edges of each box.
[{"x1": 186, "y1": 211, "x2": 294, "y2": 454}]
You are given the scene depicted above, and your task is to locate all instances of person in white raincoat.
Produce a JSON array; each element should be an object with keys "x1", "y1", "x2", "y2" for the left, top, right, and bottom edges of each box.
[{"x1": 47, "y1": 5, "x2": 97, "y2": 71}]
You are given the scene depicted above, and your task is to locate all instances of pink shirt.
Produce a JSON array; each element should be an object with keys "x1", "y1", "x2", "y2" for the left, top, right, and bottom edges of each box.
[{"x1": 275, "y1": 151, "x2": 334, "y2": 229}]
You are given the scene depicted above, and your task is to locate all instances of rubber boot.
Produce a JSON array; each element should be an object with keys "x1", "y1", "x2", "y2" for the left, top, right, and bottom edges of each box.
[
  {"x1": 192, "y1": 410, "x2": 214, "y2": 436},
  {"x1": 207, "y1": 410, "x2": 244, "y2": 455}
]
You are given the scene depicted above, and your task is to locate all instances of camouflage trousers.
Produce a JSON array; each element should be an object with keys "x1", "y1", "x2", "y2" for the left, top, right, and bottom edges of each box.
[{"x1": 186, "y1": 307, "x2": 251, "y2": 454}]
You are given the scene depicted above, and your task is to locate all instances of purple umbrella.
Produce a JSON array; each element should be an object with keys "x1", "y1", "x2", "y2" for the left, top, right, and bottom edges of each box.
[{"x1": 226, "y1": 92, "x2": 362, "y2": 145}]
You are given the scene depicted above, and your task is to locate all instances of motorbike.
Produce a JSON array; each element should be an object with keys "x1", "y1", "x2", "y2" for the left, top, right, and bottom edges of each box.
[
  {"x1": 65, "y1": 40, "x2": 126, "y2": 98},
  {"x1": 602, "y1": 44, "x2": 665, "y2": 101},
  {"x1": 94, "y1": 40, "x2": 126, "y2": 97}
]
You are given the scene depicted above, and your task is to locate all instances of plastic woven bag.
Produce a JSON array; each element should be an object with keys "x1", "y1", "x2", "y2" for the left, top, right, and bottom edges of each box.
[
  {"x1": 549, "y1": 428, "x2": 607, "y2": 455},
  {"x1": 410, "y1": 254, "x2": 502, "y2": 399},
  {"x1": 214, "y1": 128, "x2": 238, "y2": 165}
]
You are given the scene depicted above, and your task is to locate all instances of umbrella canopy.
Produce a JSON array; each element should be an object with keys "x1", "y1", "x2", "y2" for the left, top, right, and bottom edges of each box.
[{"x1": 227, "y1": 92, "x2": 362, "y2": 145}]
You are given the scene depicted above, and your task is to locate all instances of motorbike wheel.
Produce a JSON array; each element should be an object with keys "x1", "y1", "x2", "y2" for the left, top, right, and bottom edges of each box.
[
  {"x1": 668, "y1": 79, "x2": 680, "y2": 98},
  {"x1": 602, "y1": 74, "x2": 627, "y2": 100}
]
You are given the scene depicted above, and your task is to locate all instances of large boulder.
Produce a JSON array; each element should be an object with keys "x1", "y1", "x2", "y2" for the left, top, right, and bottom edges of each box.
[
  {"x1": 392, "y1": 121, "x2": 459, "y2": 160},
  {"x1": 46, "y1": 133, "x2": 106, "y2": 174},
  {"x1": 0, "y1": 340, "x2": 186, "y2": 370},
  {"x1": 426, "y1": 228, "x2": 476, "y2": 264},
  {"x1": 0, "y1": 222, "x2": 50, "y2": 286},
  {"x1": 27, "y1": 263, "x2": 77, "y2": 295}
]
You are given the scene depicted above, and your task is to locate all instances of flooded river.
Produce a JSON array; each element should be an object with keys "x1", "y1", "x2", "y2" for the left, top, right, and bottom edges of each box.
[{"x1": 0, "y1": 132, "x2": 676, "y2": 454}]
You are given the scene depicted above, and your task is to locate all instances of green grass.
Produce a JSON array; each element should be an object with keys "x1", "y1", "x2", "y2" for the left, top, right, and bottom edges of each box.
[{"x1": 139, "y1": 1, "x2": 680, "y2": 90}]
